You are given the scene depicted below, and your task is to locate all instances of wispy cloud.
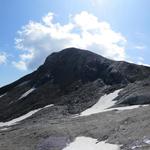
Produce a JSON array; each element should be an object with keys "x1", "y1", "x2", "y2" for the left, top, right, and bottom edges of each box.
[
  {"x1": 0, "y1": 52, "x2": 7, "y2": 65},
  {"x1": 138, "y1": 57, "x2": 144, "y2": 61},
  {"x1": 138, "y1": 61, "x2": 150, "y2": 67},
  {"x1": 12, "y1": 60, "x2": 27, "y2": 71},
  {"x1": 90, "y1": 0, "x2": 104, "y2": 6},
  {"x1": 137, "y1": 56, "x2": 150, "y2": 67},
  {"x1": 14, "y1": 11, "x2": 127, "y2": 70},
  {"x1": 134, "y1": 45, "x2": 146, "y2": 50}
]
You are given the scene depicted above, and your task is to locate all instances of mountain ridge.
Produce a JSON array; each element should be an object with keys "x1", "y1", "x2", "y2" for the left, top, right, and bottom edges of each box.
[
  {"x1": 1, "y1": 47, "x2": 149, "y2": 92},
  {"x1": 0, "y1": 47, "x2": 150, "y2": 122}
]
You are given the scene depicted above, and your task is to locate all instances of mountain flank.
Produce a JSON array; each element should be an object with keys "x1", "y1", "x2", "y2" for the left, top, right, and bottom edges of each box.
[{"x1": 0, "y1": 47, "x2": 150, "y2": 122}]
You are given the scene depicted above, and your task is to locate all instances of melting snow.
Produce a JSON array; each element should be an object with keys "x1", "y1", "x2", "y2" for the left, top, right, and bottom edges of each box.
[
  {"x1": 44, "y1": 104, "x2": 54, "y2": 108},
  {"x1": 0, "y1": 104, "x2": 53, "y2": 127},
  {"x1": 62, "y1": 136, "x2": 120, "y2": 150},
  {"x1": 112, "y1": 105, "x2": 148, "y2": 112},
  {"x1": 17, "y1": 81, "x2": 29, "y2": 87},
  {"x1": 0, "y1": 127, "x2": 9, "y2": 131},
  {"x1": 0, "y1": 109, "x2": 40, "y2": 127},
  {"x1": 19, "y1": 88, "x2": 35, "y2": 100},
  {"x1": 80, "y1": 89, "x2": 122, "y2": 116},
  {"x1": 79, "y1": 89, "x2": 149, "y2": 117},
  {"x1": 130, "y1": 137, "x2": 150, "y2": 149},
  {"x1": 0, "y1": 93, "x2": 7, "y2": 98},
  {"x1": 131, "y1": 145, "x2": 142, "y2": 149},
  {"x1": 143, "y1": 138, "x2": 150, "y2": 144}
]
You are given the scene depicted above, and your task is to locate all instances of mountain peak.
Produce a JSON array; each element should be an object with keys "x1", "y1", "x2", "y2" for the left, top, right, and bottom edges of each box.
[
  {"x1": 0, "y1": 47, "x2": 150, "y2": 122},
  {"x1": 45, "y1": 47, "x2": 106, "y2": 64},
  {"x1": 39, "y1": 47, "x2": 112, "y2": 87}
]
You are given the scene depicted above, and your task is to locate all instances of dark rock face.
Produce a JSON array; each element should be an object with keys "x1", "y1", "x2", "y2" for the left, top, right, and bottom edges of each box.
[
  {"x1": 34, "y1": 48, "x2": 150, "y2": 87},
  {"x1": 0, "y1": 47, "x2": 150, "y2": 122}
]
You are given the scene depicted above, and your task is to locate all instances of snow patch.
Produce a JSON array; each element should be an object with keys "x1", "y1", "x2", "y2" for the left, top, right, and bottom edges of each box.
[
  {"x1": 44, "y1": 104, "x2": 54, "y2": 108},
  {"x1": 17, "y1": 81, "x2": 29, "y2": 87},
  {"x1": 62, "y1": 136, "x2": 120, "y2": 150},
  {"x1": 0, "y1": 127, "x2": 9, "y2": 131},
  {"x1": 131, "y1": 145, "x2": 142, "y2": 149},
  {"x1": 0, "y1": 93, "x2": 7, "y2": 98},
  {"x1": 0, "y1": 104, "x2": 53, "y2": 127},
  {"x1": 0, "y1": 109, "x2": 40, "y2": 127},
  {"x1": 130, "y1": 137, "x2": 150, "y2": 149},
  {"x1": 113, "y1": 105, "x2": 148, "y2": 112},
  {"x1": 79, "y1": 89, "x2": 149, "y2": 117},
  {"x1": 80, "y1": 89, "x2": 122, "y2": 116},
  {"x1": 143, "y1": 137, "x2": 150, "y2": 144},
  {"x1": 19, "y1": 88, "x2": 35, "y2": 100}
]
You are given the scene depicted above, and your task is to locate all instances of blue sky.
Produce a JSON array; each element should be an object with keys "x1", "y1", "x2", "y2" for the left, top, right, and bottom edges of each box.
[{"x1": 0, "y1": 0, "x2": 150, "y2": 86}]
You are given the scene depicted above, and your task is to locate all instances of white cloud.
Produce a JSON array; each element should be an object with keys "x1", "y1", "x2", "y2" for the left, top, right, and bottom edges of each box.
[
  {"x1": 137, "y1": 57, "x2": 150, "y2": 67},
  {"x1": 0, "y1": 52, "x2": 7, "y2": 65},
  {"x1": 90, "y1": 0, "x2": 105, "y2": 7},
  {"x1": 138, "y1": 62, "x2": 150, "y2": 67},
  {"x1": 138, "y1": 57, "x2": 144, "y2": 62},
  {"x1": 135, "y1": 45, "x2": 146, "y2": 50},
  {"x1": 12, "y1": 60, "x2": 27, "y2": 71},
  {"x1": 14, "y1": 11, "x2": 127, "y2": 70}
]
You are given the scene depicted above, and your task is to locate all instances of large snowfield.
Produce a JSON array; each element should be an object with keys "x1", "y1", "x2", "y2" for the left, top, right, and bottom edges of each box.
[
  {"x1": 63, "y1": 136, "x2": 120, "y2": 150},
  {"x1": 80, "y1": 89, "x2": 122, "y2": 116}
]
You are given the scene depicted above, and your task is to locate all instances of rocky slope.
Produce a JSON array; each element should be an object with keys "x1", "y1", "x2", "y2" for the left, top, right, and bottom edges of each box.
[
  {"x1": 0, "y1": 47, "x2": 150, "y2": 121},
  {"x1": 0, "y1": 47, "x2": 150, "y2": 150}
]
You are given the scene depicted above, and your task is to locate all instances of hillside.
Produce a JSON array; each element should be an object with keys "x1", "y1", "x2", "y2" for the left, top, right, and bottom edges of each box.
[{"x1": 0, "y1": 48, "x2": 150, "y2": 150}]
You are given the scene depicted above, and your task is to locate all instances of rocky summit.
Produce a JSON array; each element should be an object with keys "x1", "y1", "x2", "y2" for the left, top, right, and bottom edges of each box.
[{"x1": 0, "y1": 47, "x2": 150, "y2": 150}]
